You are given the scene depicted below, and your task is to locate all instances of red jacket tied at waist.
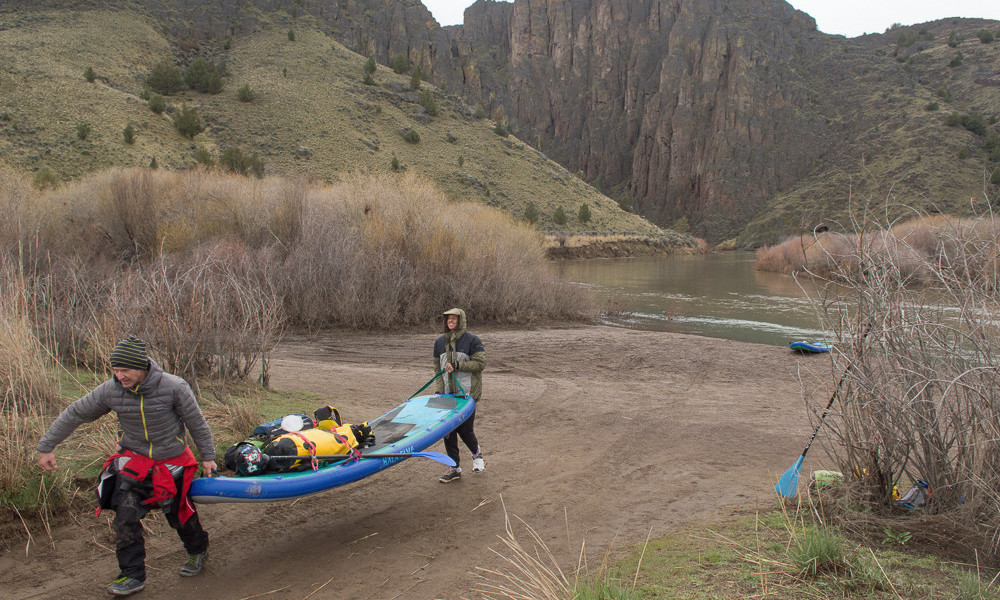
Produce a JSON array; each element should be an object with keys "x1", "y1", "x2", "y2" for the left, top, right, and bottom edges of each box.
[{"x1": 99, "y1": 447, "x2": 199, "y2": 524}]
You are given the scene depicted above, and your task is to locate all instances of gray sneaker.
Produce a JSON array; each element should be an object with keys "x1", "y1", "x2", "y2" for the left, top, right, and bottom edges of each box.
[
  {"x1": 439, "y1": 467, "x2": 462, "y2": 483},
  {"x1": 107, "y1": 576, "x2": 145, "y2": 596},
  {"x1": 180, "y1": 552, "x2": 206, "y2": 577}
]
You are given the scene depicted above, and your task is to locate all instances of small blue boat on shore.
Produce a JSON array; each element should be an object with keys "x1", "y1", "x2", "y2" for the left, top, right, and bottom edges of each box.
[{"x1": 789, "y1": 341, "x2": 832, "y2": 353}]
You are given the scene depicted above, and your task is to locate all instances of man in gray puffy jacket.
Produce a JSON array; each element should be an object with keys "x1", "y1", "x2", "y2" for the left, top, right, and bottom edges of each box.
[{"x1": 37, "y1": 336, "x2": 217, "y2": 597}]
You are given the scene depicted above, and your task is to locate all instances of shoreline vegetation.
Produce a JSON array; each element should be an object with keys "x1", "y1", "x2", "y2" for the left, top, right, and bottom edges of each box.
[
  {"x1": 752, "y1": 213, "x2": 1000, "y2": 285},
  {"x1": 543, "y1": 231, "x2": 704, "y2": 259}
]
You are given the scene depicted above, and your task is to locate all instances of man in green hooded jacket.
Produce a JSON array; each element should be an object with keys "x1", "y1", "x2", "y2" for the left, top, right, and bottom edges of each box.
[{"x1": 433, "y1": 308, "x2": 486, "y2": 482}]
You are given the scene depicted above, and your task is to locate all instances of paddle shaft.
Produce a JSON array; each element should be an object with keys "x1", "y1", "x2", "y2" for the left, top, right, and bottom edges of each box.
[
  {"x1": 301, "y1": 452, "x2": 432, "y2": 460},
  {"x1": 797, "y1": 318, "x2": 874, "y2": 459},
  {"x1": 266, "y1": 450, "x2": 456, "y2": 466}
]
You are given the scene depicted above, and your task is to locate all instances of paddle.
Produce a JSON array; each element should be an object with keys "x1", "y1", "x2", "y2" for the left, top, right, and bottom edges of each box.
[
  {"x1": 269, "y1": 450, "x2": 456, "y2": 467},
  {"x1": 775, "y1": 319, "x2": 872, "y2": 498}
]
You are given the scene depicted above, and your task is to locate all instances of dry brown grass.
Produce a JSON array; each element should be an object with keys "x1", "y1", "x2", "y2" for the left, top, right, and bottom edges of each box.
[
  {"x1": 474, "y1": 500, "x2": 639, "y2": 600},
  {"x1": 0, "y1": 250, "x2": 62, "y2": 513}
]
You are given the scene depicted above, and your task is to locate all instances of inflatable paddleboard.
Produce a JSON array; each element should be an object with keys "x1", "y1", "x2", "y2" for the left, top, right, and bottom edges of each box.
[
  {"x1": 789, "y1": 341, "x2": 832, "y2": 353},
  {"x1": 189, "y1": 393, "x2": 474, "y2": 503}
]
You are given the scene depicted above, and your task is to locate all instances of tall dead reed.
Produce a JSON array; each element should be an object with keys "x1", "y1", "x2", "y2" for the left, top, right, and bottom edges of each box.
[
  {"x1": 0, "y1": 251, "x2": 60, "y2": 508},
  {"x1": 796, "y1": 210, "x2": 1000, "y2": 558}
]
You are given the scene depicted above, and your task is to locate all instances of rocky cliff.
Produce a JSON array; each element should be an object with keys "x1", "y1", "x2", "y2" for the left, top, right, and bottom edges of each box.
[{"x1": 434, "y1": 0, "x2": 835, "y2": 240}]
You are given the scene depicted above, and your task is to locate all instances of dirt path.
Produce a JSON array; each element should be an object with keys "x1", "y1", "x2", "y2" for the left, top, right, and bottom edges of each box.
[{"x1": 1, "y1": 326, "x2": 835, "y2": 599}]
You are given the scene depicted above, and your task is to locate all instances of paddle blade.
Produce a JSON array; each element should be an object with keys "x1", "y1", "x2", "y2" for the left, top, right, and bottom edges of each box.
[
  {"x1": 411, "y1": 451, "x2": 457, "y2": 467},
  {"x1": 368, "y1": 451, "x2": 457, "y2": 467},
  {"x1": 775, "y1": 456, "x2": 805, "y2": 498}
]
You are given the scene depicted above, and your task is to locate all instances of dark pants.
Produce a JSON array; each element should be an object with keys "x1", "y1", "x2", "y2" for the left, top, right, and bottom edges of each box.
[
  {"x1": 110, "y1": 472, "x2": 209, "y2": 581},
  {"x1": 443, "y1": 407, "x2": 479, "y2": 468}
]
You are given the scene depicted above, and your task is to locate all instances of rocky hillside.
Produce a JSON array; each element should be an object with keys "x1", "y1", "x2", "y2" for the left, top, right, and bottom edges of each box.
[
  {"x1": 4, "y1": 0, "x2": 1000, "y2": 246},
  {"x1": 0, "y1": 6, "x2": 686, "y2": 246}
]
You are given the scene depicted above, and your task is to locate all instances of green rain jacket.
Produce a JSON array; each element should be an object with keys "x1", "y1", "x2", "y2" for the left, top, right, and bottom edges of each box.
[{"x1": 433, "y1": 308, "x2": 486, "y2": 401}]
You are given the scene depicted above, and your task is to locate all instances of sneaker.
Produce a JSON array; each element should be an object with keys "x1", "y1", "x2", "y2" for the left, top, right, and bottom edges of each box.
[
  {"x1": 439, "y1": 467, "x2": 462, "y2": 483},
  {"x1": 107, "y1": 576, "x2": 145, "y2": 596},
  {"x1": 180, "y1": 552, "x2": 207, "y2": 577},
  {"x1": 472, "y1": 454, "x2": 485, "y2": 473}
]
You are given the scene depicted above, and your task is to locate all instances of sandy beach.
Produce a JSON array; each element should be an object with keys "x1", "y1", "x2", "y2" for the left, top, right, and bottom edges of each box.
[{"x1": 1, "y1": 325, "x2": 836, "y2": 599}]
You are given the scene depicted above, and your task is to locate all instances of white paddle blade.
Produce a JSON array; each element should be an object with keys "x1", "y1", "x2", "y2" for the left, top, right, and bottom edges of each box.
[{"x1": 775, "y1": 456, "x2": 804, "y2": 498}]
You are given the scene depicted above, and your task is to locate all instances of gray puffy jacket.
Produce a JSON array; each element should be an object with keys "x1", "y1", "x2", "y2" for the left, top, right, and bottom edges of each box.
[{"x1": 37, "y1": 359, "x2": 216, "y2": 461}]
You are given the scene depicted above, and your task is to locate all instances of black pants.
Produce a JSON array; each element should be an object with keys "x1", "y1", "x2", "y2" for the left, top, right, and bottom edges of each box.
[
  {"x1": 110, "y1": 474, "x2": 209, "y2": 581},
  {"x1": 443, "y1": 407, "x2": 479, "y2": 468}
]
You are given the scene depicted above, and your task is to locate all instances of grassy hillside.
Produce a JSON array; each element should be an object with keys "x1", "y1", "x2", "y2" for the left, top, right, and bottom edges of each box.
[
  {"x1": 0, "y1": 9, "x2": 687, "y2": 244},
  {"x1": 737, "y1": 19, "x2": 1000, "y2": 247}
]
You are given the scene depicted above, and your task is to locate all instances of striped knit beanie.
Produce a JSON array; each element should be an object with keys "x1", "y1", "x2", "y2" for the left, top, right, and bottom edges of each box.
[{"x1": 109, "y1": 335, "x2": 149, "y2": 370}]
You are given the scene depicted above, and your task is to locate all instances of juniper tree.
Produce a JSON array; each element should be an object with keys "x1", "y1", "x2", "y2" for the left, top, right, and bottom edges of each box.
[
  {"x1": 524, "y1": 202, "x2": 539, "y2": 224},
  {"x1": 553, "y1": 206, "x2": 567, "y2": 225},
  {"x1": 147, "y1": 59, "x2": 184, "y2": 95},
  {"x1": 173, "y1": 104, "x2": 204, "y2": 139}
]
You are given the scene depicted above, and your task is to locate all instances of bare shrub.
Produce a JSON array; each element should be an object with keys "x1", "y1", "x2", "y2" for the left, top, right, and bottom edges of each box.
[
  {"x1": 279, "y1": 172, "x2": 590, "y2": 329},
  {"x1": 802, "y1": 207, "x2": 1000, "y2": 557},
  {"x1": 754, "y1": 235, "x2": 813, "y2": 275},
  {"x1": 8, "y1": 168, "x2": 306, "y2": 267},
  {"x1": 754, "y1": 232, "x2": 860, "y2": 278},
  {"x1": 0, "y1": 168, "x2": 586, "y2": 382},
  {"x1": 49, "y1": 244, "x2": 285, "y2": 384},
  {"x1": 755, "y1": 214, "x2": 1000, "y2": 288}
]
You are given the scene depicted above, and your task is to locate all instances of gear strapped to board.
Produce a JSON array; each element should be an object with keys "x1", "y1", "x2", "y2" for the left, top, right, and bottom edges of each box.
[{"x1": 223, "y1": 405, "x2": 376, "y2": 476}]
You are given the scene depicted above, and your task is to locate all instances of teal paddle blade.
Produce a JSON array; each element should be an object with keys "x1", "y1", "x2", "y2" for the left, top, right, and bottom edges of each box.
[{"x1": 775, "y1": 455, "x2": 804, "y2": 498}]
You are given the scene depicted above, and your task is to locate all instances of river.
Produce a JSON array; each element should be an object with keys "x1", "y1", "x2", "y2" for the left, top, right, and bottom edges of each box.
[{"x1": 554, "y1": 252, "x2": 830, "y2": 347}]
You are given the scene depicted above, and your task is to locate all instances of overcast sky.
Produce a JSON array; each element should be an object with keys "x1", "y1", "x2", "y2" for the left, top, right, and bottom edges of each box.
[{"x1": 423, "y1": 0, "x2": 1000, "y2": 37}]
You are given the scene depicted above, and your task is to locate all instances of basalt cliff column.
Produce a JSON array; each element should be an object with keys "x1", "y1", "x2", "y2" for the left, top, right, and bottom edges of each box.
[{"x1": 436, "y1": 0, "x2": 831, "y2": 239}]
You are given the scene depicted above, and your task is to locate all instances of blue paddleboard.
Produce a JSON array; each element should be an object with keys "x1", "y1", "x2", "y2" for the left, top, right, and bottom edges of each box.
[{"x1": 189, "y1": 393, "x2": 474, "y2": 503}]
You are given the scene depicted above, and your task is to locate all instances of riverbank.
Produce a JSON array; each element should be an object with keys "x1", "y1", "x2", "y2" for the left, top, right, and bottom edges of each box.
[
  {"x1": 0, "y1": 325, "x2": 836, "y2": 599},
  {"x1": 544, "y1": 232, "x2": 706, "y2": 259}
]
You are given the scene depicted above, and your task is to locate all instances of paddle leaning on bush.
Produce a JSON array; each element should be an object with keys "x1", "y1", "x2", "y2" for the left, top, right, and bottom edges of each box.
[{"x1": 775, "y1": 320, "x2": 872, "y2": 498}]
